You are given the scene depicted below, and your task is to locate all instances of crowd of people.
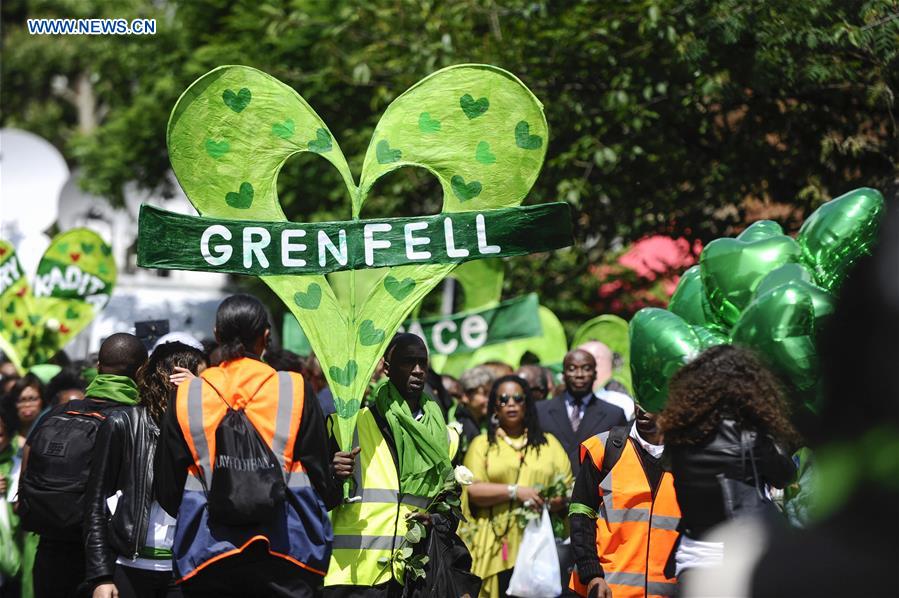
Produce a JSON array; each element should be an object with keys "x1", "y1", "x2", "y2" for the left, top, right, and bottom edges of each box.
[{"x1": 0, "y1": 204, "x2": 897, "y2": 598}]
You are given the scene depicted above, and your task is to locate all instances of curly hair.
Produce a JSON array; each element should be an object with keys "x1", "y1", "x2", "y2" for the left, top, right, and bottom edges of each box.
[
  {"x1": 486, "y1": 375, "x2": 547, "y2": 451},
  {"x1": 659, "y1": 344, "x2": 799, "y2": 448},
  {"x1": 137, "y1": 342, "x2": 206, "y2": 425}
]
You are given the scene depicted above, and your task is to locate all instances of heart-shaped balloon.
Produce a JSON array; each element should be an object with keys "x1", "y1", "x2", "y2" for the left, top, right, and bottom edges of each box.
[
  {"x1": 668, "y1": 265, "x2": 722, "y2": 331},
  {"x1": 0, "y1": 230, "x2": 116, "y2": 370},
  {"x1": 731, "y1": 280, "x2": 827, "y2": 404},
  {"x1": 629, "y1": 308, "x2": 724, "y2": 413},
  {"x1": 755, "y1": 264, "x2": 834, "y2": 328},
  {"x1": 163, "y1": 65, "x2": 551, "y2": 449},
  {"x1": 700, "y1": 221, "x2": 802, "y2": 328},
  {"x1": 798, "y1": 187, "x2": 885, "y2": 293}
]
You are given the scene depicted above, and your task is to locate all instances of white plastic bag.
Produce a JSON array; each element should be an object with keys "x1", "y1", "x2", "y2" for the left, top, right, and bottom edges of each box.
[{"x1": 507, "y1": 507, "x2": 562, "y2": 597}]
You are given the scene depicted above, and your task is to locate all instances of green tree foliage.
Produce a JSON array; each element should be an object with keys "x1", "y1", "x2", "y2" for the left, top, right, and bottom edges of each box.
[{"x1": 2, "y1": 0, "x2": 897, "y2": 333}]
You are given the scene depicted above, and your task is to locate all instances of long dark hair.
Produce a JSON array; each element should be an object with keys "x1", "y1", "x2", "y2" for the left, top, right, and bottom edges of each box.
[
  {"x1": 659, "y1": 344, "x2": 799, "y2": 448},
  {"x1": 137, "y1": 342, "x2": 206, "y2": 425},
  {"x1": 215, "y1": 294, "x2": 270, "y2": 362},
  {"x1": 487, "y1": 374, "x2": 547, "y2": 450}
]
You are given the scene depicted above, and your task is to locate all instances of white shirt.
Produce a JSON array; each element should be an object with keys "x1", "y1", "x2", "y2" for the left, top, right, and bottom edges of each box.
[
  {"x1": 629, "y1": 425, "x2": 664, "y2": 459},
  {"x1": 113, "y1": 500, "x2": 176, "y2": 572},
  {"x1": 596, "y1": 388, "x2": 636, "y2": 421}
]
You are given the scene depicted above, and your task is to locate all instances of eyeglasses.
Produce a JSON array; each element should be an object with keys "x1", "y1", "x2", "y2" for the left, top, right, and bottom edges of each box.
[{"x1": 497, "y1": 394, "x2": 526, "y2": 406}]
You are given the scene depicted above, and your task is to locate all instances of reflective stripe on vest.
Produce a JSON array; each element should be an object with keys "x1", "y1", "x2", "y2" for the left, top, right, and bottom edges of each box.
[
  {"x1": 569, "y1": 432, "x2": 681, "y2": 598},
  {"x1": 325, "y1": 407, "x2": 450, "y2": 587},
  {"x1": 174, "y1": 361, "x2": 331, "y2": 582}
]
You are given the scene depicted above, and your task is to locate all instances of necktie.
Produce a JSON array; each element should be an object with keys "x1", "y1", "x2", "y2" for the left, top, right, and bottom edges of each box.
[{"x1": 570, "y1": 395, "x2": 583, "y2": 433}]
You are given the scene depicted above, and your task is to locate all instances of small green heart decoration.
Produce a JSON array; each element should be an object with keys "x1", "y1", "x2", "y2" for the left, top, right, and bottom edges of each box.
[
  {"x1": 205, "y1": 139, "x2": 230, "y2": 158},
  {"x1": 798, "y1": 187, "x2": 885, "y2": 293},
  {"x1": 700, "y1": 227, "x2": 801, "y2": 328},
  {"x1": 514, "y1": 121, "x2": 543, "y2": 150},
  {"x1": 384, "y1": 275, "x2": 416, "y2": 301},
  {"x1": 460, "y1": 94, "x2": 489, "y2": 119},
  {"x1": 329, "y1": 360, "x2": 358, "y2": 387},
  {"x1": 451, "y1": 176, "x2": 482, "y2": 201},
  {"x1": 225, "y1": 182, "x2": 254, "y2": 209},
  {"x1": 475, "y1": 141, "x2": 496, "y2": 165},
  {"x1": 65, "y1": 306, "x2": 79, "y2": 319},
  {"x1": 293, "y1": 283, "x2": 322, "y2": 310},
  {"x1": 307, "y1": 128, "x2": 332, "y2": 153},
  {"x1": 158, "y1": 64, "x2": 554, "y2": 460},
  {"x1": 334, "y1": 397, "x2": 361, "y2": 419},
  {"x1": 376, "y1": 139, "x2": 401, "y2": 164},
  {"x1": 359, "y1": 320, "x2": 385, "y2": 346},
  {"x1": 418, "y1": 112, "x2": 441, "y2": 133},
  {"x1": 272, "y1": 119, "x2": 295, "y2": 139},
  {"x1": 81, "y1": 243, "x2": 95, "y2": 255},
  {"x1": 222, "y1": 87, "x2": 251, "y2": 112}
]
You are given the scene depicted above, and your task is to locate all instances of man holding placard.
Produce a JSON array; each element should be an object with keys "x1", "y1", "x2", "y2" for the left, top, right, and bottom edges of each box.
[{"x1": 327, "y1": 333, "x2": 471, "y2": 597}]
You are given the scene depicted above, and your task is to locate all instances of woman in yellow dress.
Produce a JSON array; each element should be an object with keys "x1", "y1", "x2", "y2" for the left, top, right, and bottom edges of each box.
[{"x1": 463, "y1": 374, "x2": 573, "y2": 598}]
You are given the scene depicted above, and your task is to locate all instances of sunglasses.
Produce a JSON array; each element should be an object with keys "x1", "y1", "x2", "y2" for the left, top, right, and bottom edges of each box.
[{"x1": 497, "y1": 394, "x2": 526, "y2": 406}]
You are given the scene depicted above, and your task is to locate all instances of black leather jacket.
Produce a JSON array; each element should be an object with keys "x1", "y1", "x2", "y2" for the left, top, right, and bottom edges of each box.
[
  {"x1": 84, "y1": 406, "x2": 160, "y2": 584},
  {"x1": 667, "y1": 418, "x2": 796, "y2": 539}
]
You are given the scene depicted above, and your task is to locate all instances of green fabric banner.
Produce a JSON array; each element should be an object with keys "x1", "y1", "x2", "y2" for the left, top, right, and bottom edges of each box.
[
  {"x1": 400, "y1": 293, "x2": 541, "y2": 355},
  {"x1": 137, "y1": 203, "x2": 571, "y2": 275}
]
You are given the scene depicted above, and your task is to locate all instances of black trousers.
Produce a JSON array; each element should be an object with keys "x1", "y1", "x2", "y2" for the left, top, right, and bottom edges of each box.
[
  {"x1": 34, "y1": 538, "x2": 85, "y2": 598},
  {"x1": 179, "y1": 542, "x2": 323, "y2": 598},
  {"x1": 114, "y1": 565, "x2": 181, "y2": 598}
]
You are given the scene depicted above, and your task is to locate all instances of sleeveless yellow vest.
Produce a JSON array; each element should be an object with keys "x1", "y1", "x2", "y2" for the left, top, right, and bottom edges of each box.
[{"x1": 325, "y1": 407, "x2": 460, "y2": 587}]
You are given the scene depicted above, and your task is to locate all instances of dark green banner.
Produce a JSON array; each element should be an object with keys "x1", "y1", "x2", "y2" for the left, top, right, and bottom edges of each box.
[
  {"x1": 399, "y1": 293, "x2": 541, "y2": 355},
  {"x1": 137, "y1": 203, "x2": 571, "y2": 275}
]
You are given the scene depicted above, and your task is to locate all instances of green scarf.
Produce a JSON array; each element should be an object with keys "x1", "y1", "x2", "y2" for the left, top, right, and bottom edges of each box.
[
  {"x1": 373, "y1": 380, "x2": 451, "y2": 498},
  {"x1": 85, "y1": 374, "x2": 140, "y2": 405}
]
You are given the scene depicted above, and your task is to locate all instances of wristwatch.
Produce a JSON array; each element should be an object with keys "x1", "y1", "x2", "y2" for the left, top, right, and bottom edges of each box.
[{"x1": 507, "y1": 484, "x2": 518, "y2": 500}]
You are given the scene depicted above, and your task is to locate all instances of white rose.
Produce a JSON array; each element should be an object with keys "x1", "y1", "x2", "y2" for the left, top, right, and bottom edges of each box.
[
  {"x1": 45, "y1": 318, "x2": 61, "y2": 332},
  {"x1": 454, "y1": 465, "x2": 474, "y2": 486}
]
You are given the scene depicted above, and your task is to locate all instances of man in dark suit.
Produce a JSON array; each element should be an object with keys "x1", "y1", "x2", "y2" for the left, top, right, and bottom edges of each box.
[{"x1": 537, "y1": 349, "x2": 627, "y2": 475}]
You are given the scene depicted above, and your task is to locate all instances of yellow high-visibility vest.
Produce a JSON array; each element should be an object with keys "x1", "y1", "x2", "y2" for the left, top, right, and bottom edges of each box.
[{"x1": 325, "y1": 407, "x2": 460, "y2": 587}]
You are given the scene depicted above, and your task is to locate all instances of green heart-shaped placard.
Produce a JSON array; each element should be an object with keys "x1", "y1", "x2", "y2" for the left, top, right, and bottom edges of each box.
[
  {"x1": 0, "y1": 241, "x2": 36, "y2": 372},
  {"x1": 162, "y1": 64, "x2": 552, "y2": 454},
  {"x1": 0, "y1": 231, "x2": 116, "y2": 370},
  {"x1": 700, "y1": 221, "x2": 802, "y2": 328}
]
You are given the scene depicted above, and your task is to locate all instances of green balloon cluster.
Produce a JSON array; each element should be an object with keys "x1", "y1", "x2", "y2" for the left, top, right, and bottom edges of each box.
[{"x1": 630, "y1": 188, "x2": 884, "y2": 412}]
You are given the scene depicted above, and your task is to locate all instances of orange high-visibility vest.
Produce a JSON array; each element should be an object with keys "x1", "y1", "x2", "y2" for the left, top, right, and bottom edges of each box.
[
  {"x1": 173, "y1": 358, "x2": 331, "y2": 582},
  {"x1": 570, "y1": 431, "x2": 680, "y2": 598}
]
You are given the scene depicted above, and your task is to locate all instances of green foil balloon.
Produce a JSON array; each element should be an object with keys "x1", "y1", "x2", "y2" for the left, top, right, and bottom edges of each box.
[
  {"x1": 731, "y1": 281, "x2": 823, "y2": 401},
  {"x1": 668, "y1": 265, "x2": 721, "y2": 330},
  {"x1": 756, "y1": 265, "x2": 835, "y2": 330},
  {"x1": 629, "y1": 308, "x2": 724, "y2": 413},
  {"x1": 736, "y1": 220, "x2": 784, "y2": 242},
  {"x1": 701, "y1": 224, "x2": 802, "y2": 328},
  {"x1": 798, "y1": 187, "x2": 885, "y2": 293}
]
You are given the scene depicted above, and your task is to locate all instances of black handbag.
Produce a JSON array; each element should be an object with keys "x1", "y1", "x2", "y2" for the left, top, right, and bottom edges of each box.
[{"x1": 717, "y1": 429, "x2": 778, "y2": 520}]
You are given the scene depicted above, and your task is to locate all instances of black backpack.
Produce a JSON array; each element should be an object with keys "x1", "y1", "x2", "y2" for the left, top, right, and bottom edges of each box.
[
  {"x1": 206, "y1": 391, "x2": 286, "y2": 526},
  {"x1": 19, "y1": 400, "x2": 115, "y2": 540},
  {"x1": 598, "y1": 422, "x2": 634, "y2": 482}
]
